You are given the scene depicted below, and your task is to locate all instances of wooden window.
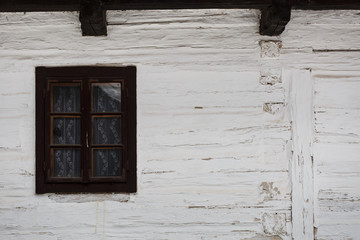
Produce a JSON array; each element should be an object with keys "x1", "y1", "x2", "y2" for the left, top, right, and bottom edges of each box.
[{"x1": 36, "y1": 66, "x2": 136, "y2": 193}]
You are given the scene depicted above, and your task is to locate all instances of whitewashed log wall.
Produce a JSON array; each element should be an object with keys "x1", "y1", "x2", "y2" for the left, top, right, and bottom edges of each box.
[{"x1": 0, "y1": 9, "x2": 359, "y2": 240}]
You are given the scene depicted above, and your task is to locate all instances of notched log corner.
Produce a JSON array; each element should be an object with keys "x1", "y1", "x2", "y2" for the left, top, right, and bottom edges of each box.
[
  {"x1": 261, "y1": 212, "x2": 286, "y2": 236},
  {"x1": 260, "y1": 0, "x2": 291, "y2": 36},
  {"x1": 79, "y1": 0, "x2": 107, "y2": 36},
  {"x1": 263, "y1": 102, "x2": 284, "y2": 114}
]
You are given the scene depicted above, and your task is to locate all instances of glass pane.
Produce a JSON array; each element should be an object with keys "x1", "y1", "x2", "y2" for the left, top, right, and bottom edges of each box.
[
  {"x1": 93, "y1": 117, "x2": 121, "y2": 144},
  {"x1": 93, "y1": 149, "x2": 122, "y2": 177},
  {"x1": 53, "y1": 85, "x2": 80, "y2": 112},
  {"x1": 92, "y1": 83, "x2": 121, "y2": 112},
  {"x1": 52, "y1": 118, "x2": 80, "y2": 144},
  {"x1": 53, "y1": 149, "x2": 80, "y2": 177}
]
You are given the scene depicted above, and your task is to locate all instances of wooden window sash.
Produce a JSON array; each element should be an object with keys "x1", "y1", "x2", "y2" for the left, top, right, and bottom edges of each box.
[{"x1": 36, "y1": 66, "x2": 137, "y2": 193}]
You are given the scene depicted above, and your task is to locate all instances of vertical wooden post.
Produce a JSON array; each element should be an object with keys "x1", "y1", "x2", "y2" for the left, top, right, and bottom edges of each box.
[{"x1": 285, "y1": 69, "x2": 315, "y2": 239}]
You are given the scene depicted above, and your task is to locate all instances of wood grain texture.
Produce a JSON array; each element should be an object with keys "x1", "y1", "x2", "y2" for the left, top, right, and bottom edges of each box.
[
  {"x1": 284, "y1": 69, "x2": 314, "y2": 239},
  {"x1": 0, "y1": 9, "x2": 359, "y2": 240},
  {"x1": 1, "y1": 0, "x2": 360, "y2": 12},
  {"x1": 313, "y1": 72, "x2": 360, "y2": 240}
]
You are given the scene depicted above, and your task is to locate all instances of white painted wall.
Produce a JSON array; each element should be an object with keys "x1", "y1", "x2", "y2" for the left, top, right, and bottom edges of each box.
[{"x1": 0, "y1": 9, "x2": 359, "y2": 240}]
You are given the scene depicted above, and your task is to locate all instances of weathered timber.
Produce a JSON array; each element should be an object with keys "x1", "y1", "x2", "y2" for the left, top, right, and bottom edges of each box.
[
  {"x1": 1, "y1": 0, "x2": 360, "y2": 36},
  {"x1": 294, "y1": 0, "x2": 360, "y2": 10},
  {"x1": 79, "y1": 0, "x2": 107, "y2": 36},
  {"x1": 284, "y1": 70, "x2": 315, "y2": 240},
  {"x1": 260, "y1": 0, "x2": 291, "y2": 36},
  {"x1": 0, "y1": 0, "x2": 360, "y2": 12},
  {"x1": 0, "y1": 9, "x2": 360, "y2": 239}
]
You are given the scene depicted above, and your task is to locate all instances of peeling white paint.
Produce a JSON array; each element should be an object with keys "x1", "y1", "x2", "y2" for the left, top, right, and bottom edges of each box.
[
  {"x1": 259, "y1": 41, "x2": 282, "y2": 58},
  {"x1": 284, "y1": 69, "x2": 315, "y2": 240}
]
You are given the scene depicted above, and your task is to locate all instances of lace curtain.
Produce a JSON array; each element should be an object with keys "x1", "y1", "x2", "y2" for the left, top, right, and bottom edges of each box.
[{"x1": 51, "y1": 84, "x2": 122, "y2": 178}]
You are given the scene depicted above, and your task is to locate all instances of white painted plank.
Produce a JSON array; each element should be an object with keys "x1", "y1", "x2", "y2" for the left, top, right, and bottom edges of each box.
[{"x1": 284, "y1": 69, "x2": 314, "y2": 239}]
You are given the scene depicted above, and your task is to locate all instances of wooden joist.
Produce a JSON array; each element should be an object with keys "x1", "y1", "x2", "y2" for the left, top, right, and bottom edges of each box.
[
  {"x1": 260, "y1": 0, "x2": 291, "y2": 36},
  {"x1": 79, "y1": 0, "x2": 107, "y2": 36}
]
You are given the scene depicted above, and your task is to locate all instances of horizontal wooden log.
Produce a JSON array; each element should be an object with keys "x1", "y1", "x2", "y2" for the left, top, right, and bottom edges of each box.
[{"x1": 0, "y1": 0, "x2": 359, "y2": 12}]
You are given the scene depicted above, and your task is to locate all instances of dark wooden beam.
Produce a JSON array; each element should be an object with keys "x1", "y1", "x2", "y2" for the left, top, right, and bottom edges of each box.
[
  {"x1": 293, "y1": 0, "x2": 360, "y2": 10},
  {"x1": 0, "y1": 1, "x2": 271, "y2": 12},
  {"x1": 260, "y1": 0, "x2": 291, "y2": 36},
  {"x1": 1, "y1": 0, "x2": 360, "y2": 12},
  {"x1": 103, "y1": 0, "x2": 272, "y2": 10},
  {"x1": 79, "y1": 0, "x2": 107, "y2": 36},
  {"x1": 0, "y1": 0, "x2": 81, "y2": 12}
]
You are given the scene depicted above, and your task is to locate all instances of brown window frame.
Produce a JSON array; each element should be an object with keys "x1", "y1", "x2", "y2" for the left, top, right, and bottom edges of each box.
[{"x1": 36, "y1": 66, "x2": 136, "y2": 193}]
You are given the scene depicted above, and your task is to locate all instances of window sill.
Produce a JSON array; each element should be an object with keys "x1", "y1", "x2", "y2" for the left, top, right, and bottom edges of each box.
[{"x1": 47, "y1": 192, "x2": 136, "y2": 203}]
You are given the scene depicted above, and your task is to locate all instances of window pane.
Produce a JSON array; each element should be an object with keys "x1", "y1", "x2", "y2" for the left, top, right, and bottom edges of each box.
[
  {"x1": 92, "y1": 83, "x2": 121, "y2": 112},
  {"x1": 53, "y1": 149, "x2": 80, "y2": 177},
  {"x1": 53, "y1": 85, "x2": 80, "y2": 112},
  {"x1": 52, "y1": 117, "x2": 80, "y2": 145},
  {"x1": 93, "y1": 117, "x2": 121, "y2": 144},
  {"x1": 93, "y1": 149, "x2": 122, "y2": 177}
]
